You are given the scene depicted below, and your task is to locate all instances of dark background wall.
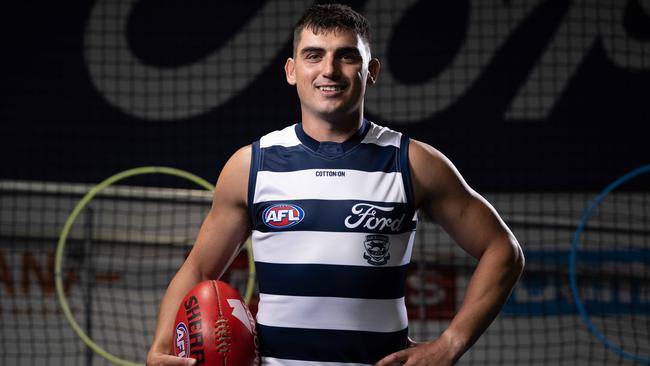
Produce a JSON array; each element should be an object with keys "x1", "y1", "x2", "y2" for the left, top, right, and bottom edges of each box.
[{"x1": 1, "y1": 0, "x2": 649, "y2": 191}]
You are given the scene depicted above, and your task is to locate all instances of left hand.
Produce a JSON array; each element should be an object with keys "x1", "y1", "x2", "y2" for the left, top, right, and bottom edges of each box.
[{"x1": 374, "y1": 336, "x2": 461, "y2": 366}]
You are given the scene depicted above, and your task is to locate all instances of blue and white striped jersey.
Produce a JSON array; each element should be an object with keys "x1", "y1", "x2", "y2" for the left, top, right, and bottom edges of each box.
[{"x1": 248, "y1": 120, "x2": 417, "y2": 366}]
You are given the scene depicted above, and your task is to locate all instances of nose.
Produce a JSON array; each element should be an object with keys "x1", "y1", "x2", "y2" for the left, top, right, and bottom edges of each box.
[{"x1": 321, "y1": 54, "x2": 341, "y2": 80}]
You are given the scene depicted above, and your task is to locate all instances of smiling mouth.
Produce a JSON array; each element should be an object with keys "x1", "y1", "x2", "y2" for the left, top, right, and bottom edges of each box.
[{"x1": 317, "y1": 85, "x2": 346, "y2": 92}]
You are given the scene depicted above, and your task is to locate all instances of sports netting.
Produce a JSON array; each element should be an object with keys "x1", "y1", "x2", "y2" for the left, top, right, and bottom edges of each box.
[
  {"x1": 1, "y1": 181, "x2": 648, "y2": 365},
  {"x1": 1, "y1": 1, "x2": 649, "y2": 365}
]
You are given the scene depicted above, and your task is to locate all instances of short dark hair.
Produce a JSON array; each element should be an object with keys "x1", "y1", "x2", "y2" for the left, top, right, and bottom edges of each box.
[{"x1": 293, "y1": 3, "x2": 371, "y2": 54}]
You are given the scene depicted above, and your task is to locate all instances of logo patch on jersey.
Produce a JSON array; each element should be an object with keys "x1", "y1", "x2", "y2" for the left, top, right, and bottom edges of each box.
[
  {"x1": 363, "y1": 234, "x2": 391, "y2": 265},
  {"x1": 344, "y1": 203, "x2": 405, "y2": 232},
  {"x1": 263, "y1": 204, "x2": 305, "y2": 229}
]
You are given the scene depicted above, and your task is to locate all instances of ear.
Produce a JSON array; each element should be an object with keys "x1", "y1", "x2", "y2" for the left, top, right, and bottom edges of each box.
[
  {"x1": 367, "y1": 58, "x2": 380, "y2": 86},
  {"x1": 285, "y1": 58, "x2": 296, "y2": 85}
]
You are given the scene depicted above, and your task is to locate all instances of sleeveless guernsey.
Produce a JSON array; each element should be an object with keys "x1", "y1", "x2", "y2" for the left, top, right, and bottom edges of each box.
[{"x1": 248, "y1": 120, "x2": 417, "y2": 366}]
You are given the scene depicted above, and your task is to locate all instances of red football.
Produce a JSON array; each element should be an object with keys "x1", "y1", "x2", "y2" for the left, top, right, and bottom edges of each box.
[{"x1": 173, "y1": 280, "x2": 258, "y2": 366}]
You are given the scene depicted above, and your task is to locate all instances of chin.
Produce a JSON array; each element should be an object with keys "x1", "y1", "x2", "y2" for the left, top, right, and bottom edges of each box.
[{"x1": 315, "y1": 109, "x2": 359, "y2": 122}]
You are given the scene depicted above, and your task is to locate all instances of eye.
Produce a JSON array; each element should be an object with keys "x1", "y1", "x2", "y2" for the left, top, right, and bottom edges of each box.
[
  {"x1": 341, "y1": 53, "x2": 361, "y2": 63},
  {"x1": 304, "y1": 53, "x2": 322, "y2": 62}
]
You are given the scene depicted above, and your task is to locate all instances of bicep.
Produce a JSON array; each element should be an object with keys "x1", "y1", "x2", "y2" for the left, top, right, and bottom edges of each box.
[
  {"x1": 184, "y1": 146, "x2": 252, "y2": 280},
  {"x1": 410, "y1": 140, "x2": 512, "y2": 259}
]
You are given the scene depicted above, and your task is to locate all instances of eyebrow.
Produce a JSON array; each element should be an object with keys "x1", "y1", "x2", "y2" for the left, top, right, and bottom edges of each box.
[
  {"x1": 299, "y1": 47, "x2": 325, "y2": 56},
  {"x1": 299, "y1": 46, "x2": 362, "y2": 56},
  {"x1": 336, "y1": 47, "x2": 362, "y2": 56}
]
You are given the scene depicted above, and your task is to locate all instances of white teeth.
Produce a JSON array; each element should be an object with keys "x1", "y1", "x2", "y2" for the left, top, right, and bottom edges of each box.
[{"x1": 319, "y1": 86, "x2": 341, "y2": 91}]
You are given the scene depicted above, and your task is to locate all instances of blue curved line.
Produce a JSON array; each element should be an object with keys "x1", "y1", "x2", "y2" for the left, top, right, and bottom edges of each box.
[{"x1": 569, "y1": 163, "x2": 650, "y2": 364}]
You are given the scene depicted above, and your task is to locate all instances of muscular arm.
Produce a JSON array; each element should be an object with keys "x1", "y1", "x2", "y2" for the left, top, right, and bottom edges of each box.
[
  {"x1": 147, "y1": 146, "x2": 252, "y2": 366},
  {"x1": 377, "y1": 140, "x2": 524, "y2": 366}
]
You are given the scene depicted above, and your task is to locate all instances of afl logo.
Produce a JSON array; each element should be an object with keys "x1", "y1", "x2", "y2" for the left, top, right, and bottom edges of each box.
[
  {"x1": 174, "y1": 322, "x2": 190, "y2": 358},
  {"x1": 263, "y1": 204, "x2": 305, "y2": 229}
]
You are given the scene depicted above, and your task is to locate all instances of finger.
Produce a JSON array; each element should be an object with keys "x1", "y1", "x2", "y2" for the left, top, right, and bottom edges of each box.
[
  {"x1": 375, "y1": 349, "x2": 410, "y2": 366},
  {"x1": 149, "y1": 354, "x2": 197, "y2": 366},
  {"x1": 181, "y1": 357, "x2": 197, "y2": 366},
  {"x1": 165, "y1": 355, "x2": 197, "y2": 366}
]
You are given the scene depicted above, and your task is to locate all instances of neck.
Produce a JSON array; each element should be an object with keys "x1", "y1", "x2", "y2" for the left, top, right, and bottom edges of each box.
[{"x1": 301, "y1": 112, "x2": 364, "y2": 143}]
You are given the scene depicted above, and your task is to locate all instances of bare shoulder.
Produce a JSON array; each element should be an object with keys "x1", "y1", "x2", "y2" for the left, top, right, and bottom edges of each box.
[
  {"x1": 408, "y1": 139, "x2": 471, "y2": 209},
  {"x1": 408, "y1": 139, "x2": 451, "y2": 177},
  {"x1": 229, "y1": 145, "x2": 252, "y2": 170},
  {"x1": 221, "y1": 145, "x2": 252, "y2": 178},
  {"x1": 213, "y1": 145, "x2": 252, "y2": 207}
]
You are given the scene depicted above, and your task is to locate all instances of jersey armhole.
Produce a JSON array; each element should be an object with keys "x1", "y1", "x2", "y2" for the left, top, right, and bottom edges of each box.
[
  {"x1": 248, "y1": 140, "x2": 261, "y2": 224},
  {"x1": 399, "y1": 135, "x2": 415, "y2": 215}
]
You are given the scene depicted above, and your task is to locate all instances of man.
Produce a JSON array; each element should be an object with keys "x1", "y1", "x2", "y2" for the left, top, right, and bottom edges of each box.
[{"x1": 147, "y1": 4, "x2": 524, "y2": 366}]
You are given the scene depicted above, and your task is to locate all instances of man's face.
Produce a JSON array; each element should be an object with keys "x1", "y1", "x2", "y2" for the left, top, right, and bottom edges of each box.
[{"x1": 285, "y1": 27, "x2": 379, "y2": 122}]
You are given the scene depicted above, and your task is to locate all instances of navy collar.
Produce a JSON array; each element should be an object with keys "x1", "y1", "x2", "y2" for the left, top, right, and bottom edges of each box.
[{"x1": 295, "y1": 119, "x2": 370, "y2": 157}]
